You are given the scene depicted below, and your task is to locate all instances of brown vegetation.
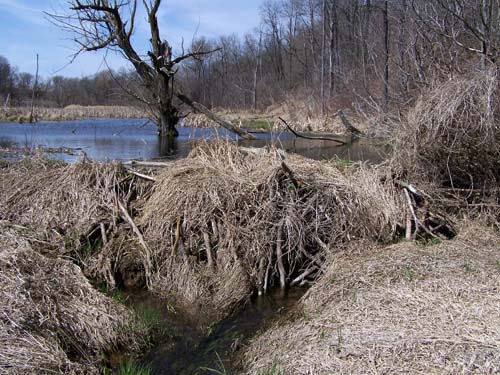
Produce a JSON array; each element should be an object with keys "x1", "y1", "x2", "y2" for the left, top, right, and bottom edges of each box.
[
  {"x1": 392, "y1": 69, "x2": 500, "y2": 190},
  {"x1": 0, "y1": 223, "x2": 138, "y2": 374},
  {"x1": 242, "y1": 222, "x2": 500, "y2": 374},
  {"x1": 135, "y1": 142, "x2": 403, "y2": 320},
  {"x1": 0, "y1": 105, "x2": 148, "y2": 123}
]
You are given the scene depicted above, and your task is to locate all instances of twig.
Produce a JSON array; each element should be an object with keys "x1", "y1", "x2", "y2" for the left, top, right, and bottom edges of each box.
[
  {"x1": 276, "y1": 222, "x2": 287, "y2": 289},
  {"x1": 202, "y1": 230, "x2": 215, "y2": 270},
  {"x1": 130, "y1": 171, "x2": 156, "y2": 182},
  {"x1": 117, "y1": 198, "x2": 152, "y2": 287}
]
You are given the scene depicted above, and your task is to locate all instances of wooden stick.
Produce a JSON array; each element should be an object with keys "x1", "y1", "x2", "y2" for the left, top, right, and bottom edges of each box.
[
  {"x1": 130, "y1": 171, "x2": 156, "y2": 182},
  {"x1": 211, "y1": 219, "x2": 219, "y2": 240},
  {"x1": 263, "y1": 260, "x2": 270, "y2": 293},
  {"x1": 290, "y1": 267, "x2": 317, "y2": 287},
  {"x1": 203, "y1": 231, "x2": 215, "y2": 270},
  {"x1": 117, "y1": 198, "x2": 152, "y2": 287},
  {"x1": 405, "y1": 212, "x2": 413, "y2": 241},
  {"x1": 100, "y1": 223, "x2": 108, "y2": 246},
  {"x1": 172, "y1": 218, "x2": 181, "y2": 257},
  {"x1": 124, "y1": 160, "x2": 171, "y2": 168},
  {"x1": 334, "y1": 110, "x2": 363, "y2": 136},
  {"x1": 257, "y1": 258, "x2": 266, "y2": 296},
  {"x1": 276, "y1": 224, "x2": 287, "y2": 289},
  {"x1": 278, "y1": 117, "x2": 347, "y2": 145}
]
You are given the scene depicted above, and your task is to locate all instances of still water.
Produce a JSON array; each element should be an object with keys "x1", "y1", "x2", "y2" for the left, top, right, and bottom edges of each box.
[
  {"x1": 0, "y1": 118, "x2": 387, "y2": 162},
  {"x1": 143, "y1": 288, "x2": 306, "y2": 375}
]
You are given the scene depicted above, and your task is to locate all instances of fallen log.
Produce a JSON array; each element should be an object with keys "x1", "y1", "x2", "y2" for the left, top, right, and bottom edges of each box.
[
  {"x1": 334, "y1": 110, "x2": 363, "y2": 137},
  {"x1": 175, "y1": 92, "x2": 257, "y2": 140},
  {"x1": 279, "y1": 117, "x2": 347, "y2": 145}
]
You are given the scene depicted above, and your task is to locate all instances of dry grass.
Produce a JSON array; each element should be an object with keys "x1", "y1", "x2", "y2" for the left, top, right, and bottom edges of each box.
[
  {"x1": 0, "y1": 223, "x2": 137, "y2": 375},
  {"x1": 392, "y1": 68, "x2": 500, "y2": 189},
  {"x1": 0, "y1": 105, "x2": 148, "y2": 123},
  {"x1": 0, "y1": 158, "x2": 124, "y2": 254},
  {"x1": 242, "y1": 221, "x2": 500, "y2": 374},
  {"x1": 137, "y1": 141, "x2": 403, "y2": 321}
]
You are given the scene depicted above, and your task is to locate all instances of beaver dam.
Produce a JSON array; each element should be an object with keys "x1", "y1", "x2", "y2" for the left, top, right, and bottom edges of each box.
[{"x1": 1, "y1": 70, "x2": 500, "y2": 374}]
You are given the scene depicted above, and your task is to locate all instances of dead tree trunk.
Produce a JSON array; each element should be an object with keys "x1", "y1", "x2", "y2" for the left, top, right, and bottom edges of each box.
[{"x1": 28, "y1": 54, "x2": 39, "y2": 124}]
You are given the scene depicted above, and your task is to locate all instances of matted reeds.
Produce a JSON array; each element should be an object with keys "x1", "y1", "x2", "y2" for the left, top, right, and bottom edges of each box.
[
  {"x1": 138, "y1": 142, "x2": 404, "y2": 320},
  {"x1": 242, "y1": 222, "x2": 500, "y2": 374},
  {"x1": 392, "y1": 68, "x2": 500, "y2": 189},
  {"x1": 0, "y1": 223, "x2": 137, "y2": 375}
]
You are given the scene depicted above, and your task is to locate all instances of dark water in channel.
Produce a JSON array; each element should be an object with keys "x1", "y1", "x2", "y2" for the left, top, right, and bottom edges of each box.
[
  {"x1": 143, "y1": 288, "x2": 306, "y2": 375},
  {"x1": 0, "y1": 118, "x2": 388, "y2": 163}
]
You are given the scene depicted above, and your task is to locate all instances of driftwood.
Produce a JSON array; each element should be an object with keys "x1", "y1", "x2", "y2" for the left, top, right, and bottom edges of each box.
[
  {"x1": 124, "y1": 160, "x2": 171, "y2": 168},
  {"x1": 175, "y1": 92, "x2": 257, "y2": 140},
  {"x1": 278, "y1": 117, "x2": 347, "y2": 145},
  {"x1": 334, "y1": 110, "x2": 363, "y2": 137}
]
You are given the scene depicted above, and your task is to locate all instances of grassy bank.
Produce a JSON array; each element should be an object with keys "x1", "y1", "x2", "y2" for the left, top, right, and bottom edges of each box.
[
  {"x1": 242, "y1": 221, "x2": 500, "y2": 374},
  {"x1": 0, "y1": 105, "x2": 148, "y2": 123},
  {"x1": 1, "y1": 68, "x2": 499, "y2": 374}
]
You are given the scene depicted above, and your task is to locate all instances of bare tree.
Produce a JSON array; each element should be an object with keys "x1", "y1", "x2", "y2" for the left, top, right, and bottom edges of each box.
[{"x1": 49, "y1": 0, "x2": 228, "y2": 137}]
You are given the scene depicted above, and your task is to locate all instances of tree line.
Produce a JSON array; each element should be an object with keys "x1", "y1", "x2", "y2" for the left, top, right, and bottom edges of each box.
[
  {"x1": 179, "y1": 0, "x2": 500, "y2": 114},
  {"x1": 0, "y1": 55, "x2": 139, "y2": 108},
  {"x1": 2, "y1": 0, "x2": 498, "y2": 119}
]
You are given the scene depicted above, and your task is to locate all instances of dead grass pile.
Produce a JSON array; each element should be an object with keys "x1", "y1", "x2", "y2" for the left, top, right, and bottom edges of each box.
[
  {"x1": 0, "y1": 158, "x2": 124, "y2": 254},
  {"x1": 138, "y1": 142, "x2": 403, "y2": 320},
  {"x1": 392, "y1": 68, "x2": 500, "y2": 189},
  {"x1": 242, "y1": 221, "x2": 500, "y2": 374},
  {"x1": 0, "y1": 223, "x2": 137, "y2": 374}
]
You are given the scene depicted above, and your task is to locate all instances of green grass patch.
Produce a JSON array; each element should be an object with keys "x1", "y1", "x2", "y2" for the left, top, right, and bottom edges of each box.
[
  {"x1": 243, "y1": 119, "x2": 273, "y2": 130},
  {"x1": 258, "y1": 361, "x2": 282, "y2": 375},
  {"x1": 117, "y1": 360, "x2": 151, "y2": 375},
  {"x1": 131, "y1": 303, "x2": 166, "y2": 346},
  {"x1": 333, "y1": 156, "x2": 353, "y2": 169}
]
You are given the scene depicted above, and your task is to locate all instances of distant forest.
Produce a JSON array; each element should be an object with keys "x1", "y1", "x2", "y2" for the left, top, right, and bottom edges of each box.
[{"x1": 1, "y1": 0, "x2": 496, "y2": 114}]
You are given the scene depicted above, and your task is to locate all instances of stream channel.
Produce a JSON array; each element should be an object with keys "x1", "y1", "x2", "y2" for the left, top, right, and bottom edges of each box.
[
  {"x1": 137, "y1": 288, "x2": 306, "y2": 374},
  {"x1": 0, "y1": 118, "x2": 387, "y2": 373}
]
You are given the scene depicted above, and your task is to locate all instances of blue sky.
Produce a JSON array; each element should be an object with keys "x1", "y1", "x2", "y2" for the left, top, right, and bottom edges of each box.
[{"x1": 0, "y1": 0, "x2": 263, "y2": 77}]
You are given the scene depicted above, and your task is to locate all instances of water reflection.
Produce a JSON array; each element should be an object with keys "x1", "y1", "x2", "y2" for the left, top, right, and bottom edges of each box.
[
  {"x1": 158, "y1": 135, "x2": 178, "y2": 157},
  {"x1": 0, "y1": 119, "x2": 388, "y2": 163}
]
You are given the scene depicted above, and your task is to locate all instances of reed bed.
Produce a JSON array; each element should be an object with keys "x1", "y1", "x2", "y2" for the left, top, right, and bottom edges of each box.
[
  {"x1": 0, "y1": 105, "x2": 148, "y2": 123},
  {"x1": 243, "y1": 221, "x2": 500, "y2": 374},
  {"x1": 137, "y1": 142, "x2": 403, "y2": 320},
  {"x1": 392, "y1": 68, "x2": 500, "y2": 189},
  {"x1": 0, "y1": 223, "x2": 137, "y2": 375}
]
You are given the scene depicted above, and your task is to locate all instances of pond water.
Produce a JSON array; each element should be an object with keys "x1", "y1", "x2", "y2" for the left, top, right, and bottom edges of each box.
[{"x1": 0, "y1": 118, "x2": 388, "y2": 163}]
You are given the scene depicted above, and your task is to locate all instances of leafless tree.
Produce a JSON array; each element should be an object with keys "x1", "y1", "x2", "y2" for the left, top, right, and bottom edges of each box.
[{"x1": 49, "y1": 0, "x2": 218, "y2": 137}]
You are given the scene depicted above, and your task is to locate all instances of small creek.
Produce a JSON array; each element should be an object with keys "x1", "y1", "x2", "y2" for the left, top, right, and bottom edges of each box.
[{"x1": 140, "y1": 288, "x2": 306, "y2": 375}]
